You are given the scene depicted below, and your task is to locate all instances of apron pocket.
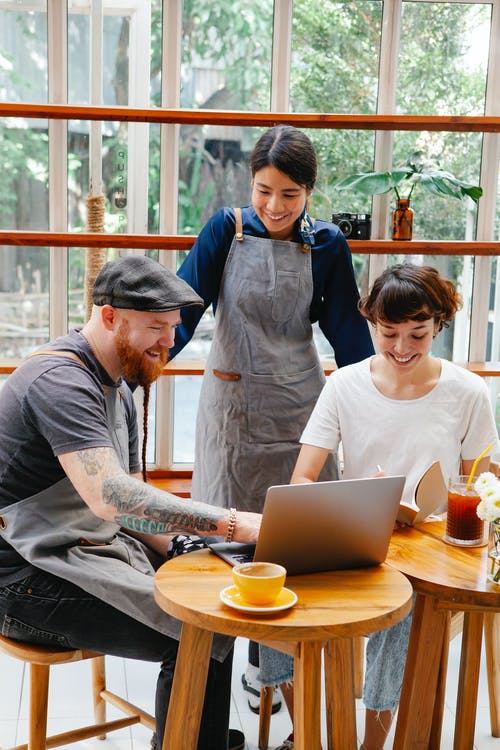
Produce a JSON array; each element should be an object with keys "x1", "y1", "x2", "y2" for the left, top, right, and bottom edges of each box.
[
  {"x1": 271, "y1": 271, "x2": 300, "y2": 323},
  {"x1": 247, "y1": 364, "x2": 324, "y2": 444}
]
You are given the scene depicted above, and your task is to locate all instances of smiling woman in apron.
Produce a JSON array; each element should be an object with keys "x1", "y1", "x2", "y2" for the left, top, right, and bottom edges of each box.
[{"x1": 171, "y1": 126, "x2": 375, "y2": 717}]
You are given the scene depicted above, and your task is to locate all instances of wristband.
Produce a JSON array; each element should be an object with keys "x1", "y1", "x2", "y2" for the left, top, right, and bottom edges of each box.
[{"x1": 225, "y1": 507, "x2": 237, "y2": 543}]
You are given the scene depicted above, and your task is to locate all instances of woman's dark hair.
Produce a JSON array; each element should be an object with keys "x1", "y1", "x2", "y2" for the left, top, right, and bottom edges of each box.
[
  {"x1": 249, "y1": 125, "x2": 317, "y2": 191},
  {"x1": 358, "y1": 263, "x2": 462, "y2": 332}
]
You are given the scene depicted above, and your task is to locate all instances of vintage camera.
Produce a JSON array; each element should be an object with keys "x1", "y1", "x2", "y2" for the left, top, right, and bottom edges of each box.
[{"x1": 332, "y1": 212, "x2": 371, "y2": 240}]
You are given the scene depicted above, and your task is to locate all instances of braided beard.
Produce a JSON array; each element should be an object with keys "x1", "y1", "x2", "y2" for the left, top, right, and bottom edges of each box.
[{"x1": 115, "y1": 319, "x2": 168, "y2": 386}]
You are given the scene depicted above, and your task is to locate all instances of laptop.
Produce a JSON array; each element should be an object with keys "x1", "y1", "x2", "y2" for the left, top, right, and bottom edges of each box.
[{"x1": 209, "y1": 475, "x2": 405, "y2": 576}]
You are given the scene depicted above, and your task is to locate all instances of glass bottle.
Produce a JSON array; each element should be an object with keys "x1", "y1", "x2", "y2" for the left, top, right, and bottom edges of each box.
[
  {"x1": 487, "y1": 521, "x2": 500, "y2": 584},
  {"x1": 392, "y1": 198, "x2": 413, "y2": 240}
]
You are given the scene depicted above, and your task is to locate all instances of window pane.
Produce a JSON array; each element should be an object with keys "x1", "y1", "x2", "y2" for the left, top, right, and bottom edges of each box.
[
  {"x1": 0, "y1": 3, "x2": 49, "y2": 356},
  {"x1": 397, "y1": 2, "x2": 490, "y2": 116},
  {"x1": 181, "y1": 1, "x2": 273, "y2": 111},
  {"x1": 173, "y1": 376, "x2": 202, "y2": 463},
  {"x1": 392, "y1": 131, "x2": 482, "y2": 241},
  {"x1": 0, "y1": 245, "x2": 50, "y2": 356},
  {"x1": 0, "y1": 3, "x2": 48, "y2": 103},
  {"x1": 178, "y1": 1, "x2": 273, "y2": 234},
  {"x1": 290, "y1": 0, "x2": 383, "y2": 114}
]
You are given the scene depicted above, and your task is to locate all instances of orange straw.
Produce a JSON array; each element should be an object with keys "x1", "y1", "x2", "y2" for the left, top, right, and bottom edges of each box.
[{"x1": 466, "y1": 443, "x2": 494, "y2": 490}]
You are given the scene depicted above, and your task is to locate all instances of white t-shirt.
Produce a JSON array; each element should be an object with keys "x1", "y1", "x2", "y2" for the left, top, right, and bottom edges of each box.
[{"x1": 301, "y1": 357, "x2": 499, "y2": 506}]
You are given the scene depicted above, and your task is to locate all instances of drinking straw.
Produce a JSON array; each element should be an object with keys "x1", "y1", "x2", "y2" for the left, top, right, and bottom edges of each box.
[{"x1": 466, "y1": 443, "x2": 494, "y2": 489}]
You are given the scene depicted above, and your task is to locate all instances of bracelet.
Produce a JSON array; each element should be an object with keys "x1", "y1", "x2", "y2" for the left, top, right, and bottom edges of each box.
[{"x1": 225, "y1": 507, "x2": 237, "y2": 543}]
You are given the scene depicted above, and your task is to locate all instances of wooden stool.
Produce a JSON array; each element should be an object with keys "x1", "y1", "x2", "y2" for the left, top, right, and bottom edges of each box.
[
  {"x1": 0, "y1": 633, "x2": 155, "y2": 750},
  {"x1": 255, "y1": 611, "x2": 480, "y2": 750}
]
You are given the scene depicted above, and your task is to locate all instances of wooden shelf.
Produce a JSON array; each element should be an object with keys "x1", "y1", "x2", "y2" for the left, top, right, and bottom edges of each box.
[
  {"x1": 1, "y1": 359, "x2": 498, "y2": 378},
  {"x1": 2, "y1": 103, "x2": 500, "y2": 132},
  {"x1": 147, "y1": 476, "x2": 192, "y2": 498},
  {"x1": 459, "y1": 362, "x2": 500, "y2": 377},
  {"x1": 0, "y1": 232, "x2": 498, "y2": 257}
]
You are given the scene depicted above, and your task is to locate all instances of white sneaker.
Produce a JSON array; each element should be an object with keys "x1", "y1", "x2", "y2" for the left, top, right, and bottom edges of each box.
[{"x1": 241, "y1": 664, "x2": 282, "y2": 714}]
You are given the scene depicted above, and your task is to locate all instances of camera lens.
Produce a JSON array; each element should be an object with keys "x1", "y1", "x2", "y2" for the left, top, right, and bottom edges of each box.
[{"x1": 338, "y1": 219, "x2": 353, "y2": 237}]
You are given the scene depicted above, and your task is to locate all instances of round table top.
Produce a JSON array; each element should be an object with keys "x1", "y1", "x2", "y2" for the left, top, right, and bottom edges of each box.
[
  {"x1": 388, "y1": 518, "x2": 500, "y2": 609},
  {"x1": 154, "y1": 548, "x2": 413, "y2": 642}
]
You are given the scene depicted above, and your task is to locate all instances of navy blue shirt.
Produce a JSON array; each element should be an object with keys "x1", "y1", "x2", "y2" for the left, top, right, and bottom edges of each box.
[{"x1": 171, "y1": 206, "x2": 374, "y2": 366}]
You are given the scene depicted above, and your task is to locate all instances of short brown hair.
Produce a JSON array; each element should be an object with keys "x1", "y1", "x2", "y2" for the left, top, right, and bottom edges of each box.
[{"x1": 358, "y1": 263, "x2": 462, "y2": 332}]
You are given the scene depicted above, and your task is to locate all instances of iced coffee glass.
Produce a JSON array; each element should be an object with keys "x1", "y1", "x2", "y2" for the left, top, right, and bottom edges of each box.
[{"x1": 444, "y1": 475, "x2": 485, "y2": 546}]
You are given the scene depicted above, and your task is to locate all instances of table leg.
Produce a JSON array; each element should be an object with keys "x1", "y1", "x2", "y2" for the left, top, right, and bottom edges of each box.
[
  {"x1": 324, "y1": 638, "x2": 357, "y2": 750},
  {"x1": 162, "y1": 622, "x2": 213, "y2": 750},
  {"x1": 484, "y1": 611, "x2": 500, "y2": 737},
  {"x1": 393, "y1": 593, "x2": 448, "y2": 750},
  {"x1": 453, "y1": 611, "x2": 484, "y2": 750},
  {"x1": 294, "y1": 640, "x2": 323, "y2": 750},
  {"x1": 428, "y1": 611, "x2": 452, "y2": 749}
]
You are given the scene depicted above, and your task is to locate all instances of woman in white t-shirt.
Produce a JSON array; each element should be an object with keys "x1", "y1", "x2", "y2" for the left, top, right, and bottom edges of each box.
[{"x1": 263, "y1": 262, "x2": 500, "y2": 750}]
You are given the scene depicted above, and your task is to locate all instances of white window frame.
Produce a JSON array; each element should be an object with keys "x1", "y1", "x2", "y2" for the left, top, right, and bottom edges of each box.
[{"x1": 6, "y1": 0, "x2": 498, "y2": 469}]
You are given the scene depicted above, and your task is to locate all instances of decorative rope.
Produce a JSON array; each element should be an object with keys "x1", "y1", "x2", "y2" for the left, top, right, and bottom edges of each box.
[
  {"x1": 84, "y1": 193, "x2": 106, "y2": 322},
  {"x1": 83, "y1": 193, "x2": 151, "y2": 482},
  {"x1": 142, "y1": 384, "x2": 150, "y2": 483}
]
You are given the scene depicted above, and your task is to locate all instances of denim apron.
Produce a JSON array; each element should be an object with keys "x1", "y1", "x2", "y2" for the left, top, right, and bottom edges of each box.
[
  {"x1": 192, "y1": 208, "x2": 336, "y2": 512},
  {"x1": 0, "y1": 352, "x2": 230, "y2": 658}
]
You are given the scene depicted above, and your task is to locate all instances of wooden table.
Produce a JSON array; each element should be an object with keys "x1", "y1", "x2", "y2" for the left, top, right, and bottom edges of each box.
[
  {"x1": 154, "y1": 548, "x2": 412, "y2": 750},
  {"x1": 388, "y1": 519, "x2": 500, "y2": 750}
]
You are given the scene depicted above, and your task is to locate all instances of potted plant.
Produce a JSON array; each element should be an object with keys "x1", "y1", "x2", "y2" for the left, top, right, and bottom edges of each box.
[{"x1": 334, "y1": 151, "x2": 483, "y2": 240}]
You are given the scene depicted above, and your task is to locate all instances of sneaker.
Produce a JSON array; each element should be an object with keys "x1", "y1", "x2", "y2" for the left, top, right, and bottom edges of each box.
[
  {"x1": 273, "y1": 740, "x2": 294, "y2": 750},
  {"x1": 241, "y1": 665, "x2": 282, "y2": 714},
  {"x1": 228, "y1": 728, "x2": 245, "y2": 750}
]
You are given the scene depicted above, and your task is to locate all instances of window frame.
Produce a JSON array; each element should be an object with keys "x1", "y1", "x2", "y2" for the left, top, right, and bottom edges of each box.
[{"x1": 0, "y1": 0, "x2": 499, "y2": 470}]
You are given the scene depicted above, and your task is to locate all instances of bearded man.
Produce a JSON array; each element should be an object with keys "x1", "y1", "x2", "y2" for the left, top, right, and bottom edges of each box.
[{"x1": 0, "y1": 255, "x2": 259, "y2": 750}]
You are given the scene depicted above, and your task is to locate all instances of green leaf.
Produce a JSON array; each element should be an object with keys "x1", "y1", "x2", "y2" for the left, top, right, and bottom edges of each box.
[{"x1": 335, "y1": 169, "x2": 411, "y2": 195}]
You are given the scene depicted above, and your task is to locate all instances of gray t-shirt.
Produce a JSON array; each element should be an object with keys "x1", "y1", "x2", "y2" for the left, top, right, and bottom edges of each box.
[{"x1": 0, "y1": 330, "x2": 140, "y2": 582}]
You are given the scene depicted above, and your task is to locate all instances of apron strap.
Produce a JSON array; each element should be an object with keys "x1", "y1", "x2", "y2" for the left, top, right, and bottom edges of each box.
[
  {"x1": 233, "y1": 207, "x2": 244, "y2": 241},
  {"x1": 29, "y1": 349, "x2": 86, "y2": 367}
]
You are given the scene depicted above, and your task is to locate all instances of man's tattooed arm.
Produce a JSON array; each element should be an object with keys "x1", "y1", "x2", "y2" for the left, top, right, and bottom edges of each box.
[
  {"x1": 104, "y1": 475, "x2": 225, "y2": 535},
  {"x1": 58, "y1": 446, "x2": 229, "y2": 537},
  {"x1": 59, "y1": 446, "x2": 260, "y2": 542}
]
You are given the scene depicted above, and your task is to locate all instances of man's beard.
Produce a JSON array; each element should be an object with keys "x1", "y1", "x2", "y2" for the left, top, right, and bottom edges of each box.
[{"x1": 116, "y1": 320, "x2": 168, "y2": 386}]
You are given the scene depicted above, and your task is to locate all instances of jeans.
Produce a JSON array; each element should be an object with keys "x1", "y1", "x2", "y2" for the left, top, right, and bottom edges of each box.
[
  {"x1": 0, "y1": 569, "x2": 233, "y2": 750},
  {"x1": 257, "y1": 599, "x2": 415, "y2": 711}
]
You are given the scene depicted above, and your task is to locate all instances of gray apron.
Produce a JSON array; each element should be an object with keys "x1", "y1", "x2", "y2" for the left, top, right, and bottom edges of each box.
[
  {"x1": 0, "y1": 353, "x2": 231, "y2": 659},
  {"x1": 192, "y1": 208, "x2": 336, "y2": 512}
]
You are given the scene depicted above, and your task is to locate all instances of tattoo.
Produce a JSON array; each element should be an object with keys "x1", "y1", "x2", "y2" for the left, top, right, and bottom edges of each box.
[
  {"x1": 116, "y1": 516, "x2": 168, "y2": 534},
  {"x1": 76, "y1": 447, "x2": 109, "y2": 476},
  {"x1": 116, "y1": 514, "x2": 218, "y2": 535},
  {"x1": 103, "y1": 475, "x2": 145, "y2": 513},
  {"x1": 103, "y1": 475, "x2": 225, "y2": 536}
]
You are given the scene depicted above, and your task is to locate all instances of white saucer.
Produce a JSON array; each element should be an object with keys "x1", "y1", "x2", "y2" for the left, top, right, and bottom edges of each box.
[{"x1": 219, "y1": 585, "x2": 298, "y2": 614}]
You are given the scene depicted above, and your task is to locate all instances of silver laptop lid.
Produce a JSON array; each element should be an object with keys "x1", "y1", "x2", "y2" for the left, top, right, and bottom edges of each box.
[{"x1": 253, "y1": 475, "x2": 405, "y2": 575}]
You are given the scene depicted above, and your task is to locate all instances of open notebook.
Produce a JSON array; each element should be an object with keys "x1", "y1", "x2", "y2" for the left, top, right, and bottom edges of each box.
[{"x1": 209, "y1": 474, "x2": 405, "y2": 576}]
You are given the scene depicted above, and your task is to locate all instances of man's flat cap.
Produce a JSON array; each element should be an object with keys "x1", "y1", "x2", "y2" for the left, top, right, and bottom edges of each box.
[{"x1": 92, "y1": 255, "x2": 203, "y2": 312}]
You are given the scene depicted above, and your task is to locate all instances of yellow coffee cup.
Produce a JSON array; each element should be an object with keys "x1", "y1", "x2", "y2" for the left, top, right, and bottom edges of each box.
[{"x1": 232, "y1": 561, "x2": 286, "y2": 606}]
